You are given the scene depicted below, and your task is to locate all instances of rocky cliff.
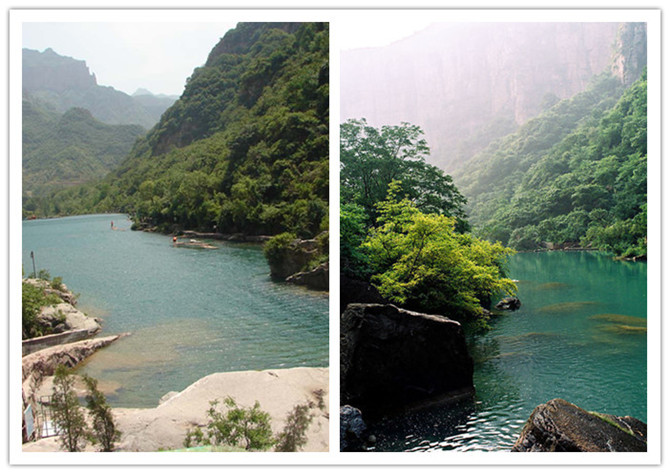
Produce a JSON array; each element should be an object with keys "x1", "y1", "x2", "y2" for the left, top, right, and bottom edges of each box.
[
  {"x1": 22, "y1": 48, "x2": 176, "y2": 128},
  {"x1": 341, "y1": 22, "x2": 640, "y2": 171}
]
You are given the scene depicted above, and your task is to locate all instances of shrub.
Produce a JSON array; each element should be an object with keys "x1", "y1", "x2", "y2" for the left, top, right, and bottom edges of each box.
[
  {"x1": 274, "y1": 402, "x2": 313, "y2": 452},
  {"x1": 205, "y1": 397, "x2": 274, "y2": 451}
]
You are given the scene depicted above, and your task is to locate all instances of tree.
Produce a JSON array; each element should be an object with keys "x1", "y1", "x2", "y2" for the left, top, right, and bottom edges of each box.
[
  {"x1": 363, "y1": 183, "x2": 516, "y2": 325},
  {"x1": 83, "y1": 375, "x2": 121, "y2": 452},
  {"x1": 274, "y1": 402, "x2": 313, "y2": 452},
  {"x1": 340, "y1": 118, "x2": 468, "y2": 231},
  {"x1": 205, "y1": 397, "x2": 274, "y2": 451},
  {"x1": 51, "y1": 365, "x2": 88, "y2": 452}
]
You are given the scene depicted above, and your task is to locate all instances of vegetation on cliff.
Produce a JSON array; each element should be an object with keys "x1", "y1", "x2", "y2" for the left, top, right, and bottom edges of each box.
[
  {"x1": 341, "y1": 121, "x2": 515, "y2": 327},
  {"x1": 22, "y1": 99, "x2": 145, "y2": 206},
  {"x1": 32, "y1": 23, "x2": 329, "y2": 240},
  {"x1": 455, "y1": 71, "x2": 647, "y2": 258}
]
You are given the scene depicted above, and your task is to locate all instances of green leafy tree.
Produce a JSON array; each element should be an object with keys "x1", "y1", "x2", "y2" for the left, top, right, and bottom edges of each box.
[
  {"x1": 340, "y1": 118, "x2": 468, "y2": 231},
  {"x1": 83, "y1": 375, "x2": 121, "y2": 452},
  {"x1": 51, "y1": 365, "x2": 89, "y2": 452},
  {"x1": 363, "y1": 183, "x2": 516, "y2": 325},
  {"x1": 205, "y1": 397, "x2": 274, "y2": 451}
]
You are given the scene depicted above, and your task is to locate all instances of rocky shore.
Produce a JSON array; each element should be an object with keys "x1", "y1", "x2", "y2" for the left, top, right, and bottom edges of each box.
[{"x1": 23, "y1": 367, "x2": 329, "y2": 452}]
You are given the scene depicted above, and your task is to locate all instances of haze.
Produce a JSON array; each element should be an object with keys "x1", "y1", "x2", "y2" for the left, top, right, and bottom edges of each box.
[{"x1": 22, "y1": 22, "x2": 237, "y2": 96}]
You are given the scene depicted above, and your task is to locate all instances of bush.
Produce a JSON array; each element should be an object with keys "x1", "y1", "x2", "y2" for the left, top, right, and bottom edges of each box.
[
  {"x1": 263, "y1": 232, "x2": 297, "y2": 267},
  {"x1": 205, "y1": 397, "x2": 274, "y2": 451},
  {"x1": 274, "y1": 402, "x2": 313, "y2": 452}
]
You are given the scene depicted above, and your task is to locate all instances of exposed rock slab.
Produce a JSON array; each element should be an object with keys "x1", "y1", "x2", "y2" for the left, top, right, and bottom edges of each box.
[
  {"x1": 512, "y1": 398, "x2": 647, "y2": 452},
  {"x1": 341, "y1": 303, "x2": 474, "y2": 416},
  {"x1": 22, "y1": 367, "x2": 329, "y2": 452}
]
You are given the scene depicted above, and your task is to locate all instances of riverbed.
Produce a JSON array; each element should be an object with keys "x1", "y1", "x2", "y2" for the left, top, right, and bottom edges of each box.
[
  {"x1": 22, "y1": 214, "x2": 329, "y2": 408},
  {"x1": 364, "y1": 251, "x2": 647, "y2": 451}
]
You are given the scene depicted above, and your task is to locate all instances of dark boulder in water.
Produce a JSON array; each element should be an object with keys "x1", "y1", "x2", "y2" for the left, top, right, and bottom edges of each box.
[
  {"x1": 340, "y1": 405, "x2": 367, "y2": 451},
  {"x1": 512, "y1": 398, "x2": 647, "y2": 452},
  {"x1": 340, "y1": 303, "x2": 474, "y2": 417},
  {"x1": 495, "y1": 296, "x2": 521, "y2": 310}
]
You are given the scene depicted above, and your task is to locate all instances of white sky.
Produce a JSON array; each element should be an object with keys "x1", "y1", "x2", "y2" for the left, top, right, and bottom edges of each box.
[
  {"x1": 22, "y1": 22, "x2": 237, "y2": 96},
  {"x1": 21, "y1": 19, "x2": 434, "y2": 96}
]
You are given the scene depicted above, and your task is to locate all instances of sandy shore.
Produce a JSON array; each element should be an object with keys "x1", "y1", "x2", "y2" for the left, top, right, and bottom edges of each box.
[{"x1": 23, "y1": 366, "x2": 329, "y2": 452}]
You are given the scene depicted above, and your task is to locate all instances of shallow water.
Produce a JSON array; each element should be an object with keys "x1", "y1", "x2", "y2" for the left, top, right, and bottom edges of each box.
[
  {"x1": 365, "y1": 251, "x2": 647, "y2": 452},
  {"x1": 22, "y1": 214, "x2": 328, "y2": 408}
]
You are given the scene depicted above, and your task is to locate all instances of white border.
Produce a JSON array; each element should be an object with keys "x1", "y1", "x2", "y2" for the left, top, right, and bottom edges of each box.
[{"x1": 7, "y1": 5, "x2": 662, "y2": 467}]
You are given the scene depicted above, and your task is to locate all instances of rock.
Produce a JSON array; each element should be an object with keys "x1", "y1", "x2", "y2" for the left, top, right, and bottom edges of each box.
[
  {"x1": 340, "y1": 405, "x2": 367, "y2": 451},
  {"x1": 267, "y1": 238, "x2": 319, "y2": 279},
  {"x1": 495, "y1": 296, "x2": 521, "y2": 311},
  {"x1": 512, "y1": 398, "x2": 647, "y2": 452},
  {"x1": 286, "y1": 262, "x2": 329, "y2": 290},
  {"x1": 37, "y1": 303, "x2": 101, "y2": 335},
  {"x1": 340, "y1": 303, "x2": 474, "y2": 416},
  {"x1": 340, "y1": 275, "x2": 387, "y2": 313}
]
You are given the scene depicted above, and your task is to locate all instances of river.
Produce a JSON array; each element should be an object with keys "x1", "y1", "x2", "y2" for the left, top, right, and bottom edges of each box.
[
  {"x1": 22, "y1": 214, "x2": 329, "y2": 408},
  {"x1": 364, "y1": 251, "x2": 647, "y2": 451}
]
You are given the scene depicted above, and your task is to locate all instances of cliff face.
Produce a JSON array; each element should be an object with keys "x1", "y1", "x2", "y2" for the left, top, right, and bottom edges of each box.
[
  {"x1": 23, "y1": 47, "x2": 97, "y2": 93},
  {"x1": 22, "y1": 48, "x2": 176, "y2": 128},
  {"x1": 341, "y1": 22, "x2": 627, "y2": 171}
]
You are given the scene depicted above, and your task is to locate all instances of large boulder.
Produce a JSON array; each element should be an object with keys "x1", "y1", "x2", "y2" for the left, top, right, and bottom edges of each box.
[
  {"x1": 340, "y1": 405, "x2": 367, "y2": 451},
  {"x1": 495, "y1": 297, "x2": 521, "y2": 311},
  {"x1": 512, "y1": 398, "x2": 647, "y2": 452},
  {"x1": 286, "y1": 262, "x2": 329, "y2": 290},
  {"x1": 341, "y1": 303, "x2": 474, "y2": 416}
]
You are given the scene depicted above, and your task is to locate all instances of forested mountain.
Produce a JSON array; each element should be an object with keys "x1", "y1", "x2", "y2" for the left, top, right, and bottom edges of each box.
[
  {"x1": 341, "y1": 22, "x2": 645, "y2": 172},
  {"x1": 34, "y1": 22, "x2": 329, "y2": 239},
  {"x1": 22, "y1": 97, "x2": 145, "y2": 201},
  {"x1": 23, "y1": 48, "x2": 176, "y2": 128},
  {"x1": 455, "y1": 71, "x2": 647, "y2": 258}
]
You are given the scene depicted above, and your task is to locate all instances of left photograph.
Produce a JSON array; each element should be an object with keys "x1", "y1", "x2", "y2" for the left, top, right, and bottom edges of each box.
[{"x1": 19, "y1": 20, "x2": 329, "y2": 452}]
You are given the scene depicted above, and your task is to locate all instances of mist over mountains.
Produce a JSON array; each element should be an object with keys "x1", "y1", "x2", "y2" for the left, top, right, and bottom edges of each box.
[
  {"x1": 23, "y1": 48, "x2": 177, "y2": 129},
  {"x1": 341, "y1": 22, "x2": 645, "y2": 171}
]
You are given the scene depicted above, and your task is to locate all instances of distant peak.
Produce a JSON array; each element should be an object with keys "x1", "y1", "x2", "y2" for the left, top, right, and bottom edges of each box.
[{"x1": 133, "y1": 88, "x2": 153, "y2": 96}]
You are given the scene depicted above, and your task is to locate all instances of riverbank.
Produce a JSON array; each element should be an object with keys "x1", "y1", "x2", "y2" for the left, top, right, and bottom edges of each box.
[{"x1": 23, "y1": 367, "x2": 329, "y2": 452}]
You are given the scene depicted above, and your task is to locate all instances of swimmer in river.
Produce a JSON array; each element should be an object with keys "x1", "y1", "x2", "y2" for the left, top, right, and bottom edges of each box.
[{"x1": 111, "y1": 221, "x2": 114, "y2": 229}]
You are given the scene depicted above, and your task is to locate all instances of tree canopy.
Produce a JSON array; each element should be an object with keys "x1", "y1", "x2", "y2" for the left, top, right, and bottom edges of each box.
[
  {"x1": 363, "y1": 183, "x2": 516, "y2": 323},
  {"x1": 340, "y1": 119, "x2": 468, "y2": 231}
]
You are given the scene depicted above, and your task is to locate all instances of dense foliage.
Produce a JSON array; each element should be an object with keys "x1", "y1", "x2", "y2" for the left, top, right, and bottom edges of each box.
[
  {"x1": 362, "y1": 184, "x2": 516, "y2": 324},
  {"x1": 36, "y1": 23, "x2": 329, "y2": 239},
  {"x1": 341, "y1": 119, "x2": 468, "y2": 231},
  {"x1": 455, "y1": 72, "x2": 647, "y2": 258},
  {"x1": 22, "y1": 99, "x2": 145, "y2": 205},
  {"x1": 21, "y1": 278, "x2": 63, "y2": 339},
  {"x1": 340, "y1": 119, "x2": 516, "y2": 326}
]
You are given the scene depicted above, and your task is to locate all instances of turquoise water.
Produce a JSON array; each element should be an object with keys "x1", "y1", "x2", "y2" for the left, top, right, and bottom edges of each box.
[
  {"x1": 22, "y1": 214, "x2": 328, "y2": 408},
  {"x1": 366, "y1": 251, "x2": 647, "y2": 451}
]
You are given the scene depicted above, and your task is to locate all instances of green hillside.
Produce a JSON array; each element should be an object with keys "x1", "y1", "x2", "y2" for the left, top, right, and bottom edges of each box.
[
  {"x1": 34, "y1": 22, "x2": 329, "y2": 239},
  {"x1": 22, "y1": 99, "x2": 145, "y2": 201},
  {"x1": 455, "y1": 71, "x2": 646, "y2": 258}
]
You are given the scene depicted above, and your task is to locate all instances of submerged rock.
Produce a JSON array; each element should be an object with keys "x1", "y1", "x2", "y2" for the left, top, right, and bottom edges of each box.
[
  {"x1": 512, "y1": 398, "x2": 646, "y2": 452},
  {"x1": 589, "y1": 313, "x2": 646, "y2": 327},
  {"x1": 340, "y1": 303, "x2": 474, "y2": 416}
]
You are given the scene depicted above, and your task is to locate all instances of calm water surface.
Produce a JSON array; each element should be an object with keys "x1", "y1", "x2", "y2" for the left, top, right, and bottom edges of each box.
[
  {"x1": 366, "y1": 251, "x2": 647, "y2": 451},
  {"x1": 23, "y1": 214, "x2": 328, "y2": 408}
]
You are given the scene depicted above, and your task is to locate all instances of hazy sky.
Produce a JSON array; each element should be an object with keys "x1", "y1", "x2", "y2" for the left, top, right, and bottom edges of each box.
[
  {"x1": 22, "y1": 22, "x2": 237, "y2": 96},
  {"x1": 21, "y1": 19, "x2": 433, "y2": 96}
]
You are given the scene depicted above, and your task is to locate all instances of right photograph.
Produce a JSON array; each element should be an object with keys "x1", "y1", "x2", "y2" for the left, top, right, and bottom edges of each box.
[{"x1": 340, "y1": 21, "x2": 648, "y2": 452}]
